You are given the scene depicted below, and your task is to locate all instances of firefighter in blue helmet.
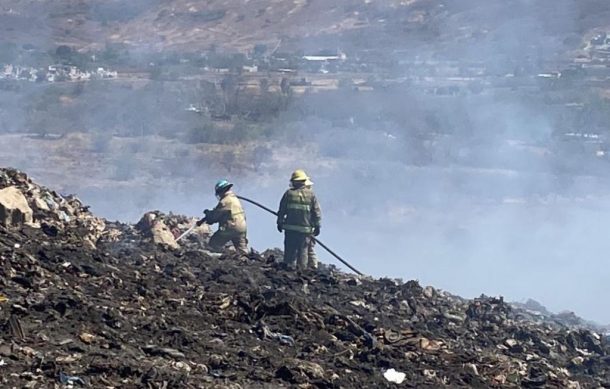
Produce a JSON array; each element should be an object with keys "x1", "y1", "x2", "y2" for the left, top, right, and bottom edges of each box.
[{"x1": 200, "y1": 180, "x2": 248, "y2": 255}]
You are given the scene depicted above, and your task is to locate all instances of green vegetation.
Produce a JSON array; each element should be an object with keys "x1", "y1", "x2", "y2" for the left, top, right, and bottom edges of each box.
[{"x1": 186, "y1": 121, "x2": 275, "y2": 145}]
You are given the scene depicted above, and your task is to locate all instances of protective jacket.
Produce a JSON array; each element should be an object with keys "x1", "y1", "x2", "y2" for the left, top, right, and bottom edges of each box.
[
  {"x1": 206, "y1": 191, "x2": 247, "y2": 233},
  {"x1": 277, "y1": 186, "x2": 321, "y2": 234}
]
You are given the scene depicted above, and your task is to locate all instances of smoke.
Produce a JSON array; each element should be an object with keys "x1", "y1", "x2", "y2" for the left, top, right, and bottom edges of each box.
[
  {"x1": 1, "y1": 0, "x2": 610, "y2": 324},
  {"x1": 252, "y1": 0, "x2": 610, "y2": 324}
]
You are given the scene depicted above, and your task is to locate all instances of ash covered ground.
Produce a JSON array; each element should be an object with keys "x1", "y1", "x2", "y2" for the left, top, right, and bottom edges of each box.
[{"x1": 0, "y1": 167, "x2": 609, "y2": 388}]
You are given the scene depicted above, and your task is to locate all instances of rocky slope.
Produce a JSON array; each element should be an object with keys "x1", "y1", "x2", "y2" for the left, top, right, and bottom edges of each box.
[{"x1": 0, "y1": 167, "x2": 608, "y2": 388}]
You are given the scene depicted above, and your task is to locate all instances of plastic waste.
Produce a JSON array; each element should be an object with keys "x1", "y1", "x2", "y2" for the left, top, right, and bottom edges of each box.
[
  {"x1": 384, "y1": 368, "x2": 406, "y2": 384},
  {"x1": 59, "y1": 371, "x2": 85, "y2": 386}
]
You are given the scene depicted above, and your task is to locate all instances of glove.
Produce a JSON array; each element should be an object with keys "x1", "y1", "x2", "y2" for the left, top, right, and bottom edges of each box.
[
  {"x1": 196, "y1": 218, "x2": 205, "y2": 227},
  {"x1": 313, "y1": 226, "x2": 320, "y2": 236},
  {"x1": 277, "y1": 224, "x2": 283, "y2": 233}
]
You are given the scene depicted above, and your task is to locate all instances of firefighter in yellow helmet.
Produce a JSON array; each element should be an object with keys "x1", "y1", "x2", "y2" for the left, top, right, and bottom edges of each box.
[
  {"x1": 200, "y1": 179, "x2": 248, "y2": 256},
  {"x1": 276, "y1": 170, "x2": 321, "y2": 270}
]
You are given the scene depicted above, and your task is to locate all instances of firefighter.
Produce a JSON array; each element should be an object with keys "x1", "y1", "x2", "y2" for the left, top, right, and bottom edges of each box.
[
  {"x1": 276, "y1": 170, "x2": 321, "y2": 270},
  {"x1": 201, "y1": 180, "x2": 248, "y2": 256}
]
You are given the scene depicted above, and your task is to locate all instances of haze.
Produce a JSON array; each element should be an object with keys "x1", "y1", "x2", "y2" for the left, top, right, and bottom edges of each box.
[{"x1": 1, "y1": 0, "x2": 609, "y2": 323}]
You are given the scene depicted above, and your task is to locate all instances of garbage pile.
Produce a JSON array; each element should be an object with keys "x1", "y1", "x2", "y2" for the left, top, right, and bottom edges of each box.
[
  {"x1": 0, "y1": 169, "x2": 105, "y2": 248},
  {"x1": 0, "y1": 168, "x2": 608, "y2": 388},
  {"x1": 512, "y1": 299, "x2": 610, "y2": 334},
  {"x1": 133, "y1": 211, "x2": 210, "y2": 249},
  {"x1": 0, "y1": 168, "x2": 208, "y2": 251}
]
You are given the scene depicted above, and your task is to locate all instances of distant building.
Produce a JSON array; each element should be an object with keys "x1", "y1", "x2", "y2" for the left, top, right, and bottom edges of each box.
[
  {"x1": 96, "y1": 67, "x2": 118, "y2": 78},
  {"x1": 591, "y1": 33, "x2": 607, "y2": 46},
  {"x1": 1, "y1": 63, "x2": 116, "y2": 83},
  {"x1": 302, "y1": 51, "x2": 347, "y2": 62}
]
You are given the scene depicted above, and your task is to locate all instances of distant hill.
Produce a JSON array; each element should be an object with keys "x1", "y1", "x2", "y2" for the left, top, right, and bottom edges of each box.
[{"x1": 2, "y1": 0, "x2": 610, "y2": 57}]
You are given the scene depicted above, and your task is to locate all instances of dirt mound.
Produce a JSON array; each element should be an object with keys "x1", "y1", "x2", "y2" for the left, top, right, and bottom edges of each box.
[{"x1": 0, "y1": 168, "x2": 608, "y2": 388}]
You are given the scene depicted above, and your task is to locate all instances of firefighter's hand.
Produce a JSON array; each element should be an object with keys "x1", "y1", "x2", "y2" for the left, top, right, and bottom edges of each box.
[
  {"x1": 313, "y1": 226, "x2": 320, "y2": 236},
  {"x1": 196, "y1": 218, "x2": 206, "y2": 227},
  {"x1": 277, "y1": 224, "x2": 283, "y2": 233},
  {"x1": 203, "y1": 209, "x2": 211, "y2": 216}
]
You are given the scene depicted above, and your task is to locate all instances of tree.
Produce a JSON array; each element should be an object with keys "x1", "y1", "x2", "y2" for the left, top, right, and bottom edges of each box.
[
  {"x1": 55, "y1": 45, "x2": 73, "y2": 61},
  {"x1": 259, "y1": 78, "x2": 269, "y2": 94},
  {"x1": 220, "y1": 149, "x2": 236, "y2": 172},
  {"x1": 253, "y1": 44, "x2": 267, "y2": 58},
  {"x1": 280, "y1": 77, "x2": 291, "y2": 96},
  {"x1": 220, "y1": 75, "x2": 240, "y2": 114}
]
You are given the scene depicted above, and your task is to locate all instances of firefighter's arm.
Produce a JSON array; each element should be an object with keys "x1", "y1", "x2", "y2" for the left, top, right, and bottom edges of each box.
[
  {"x1": 311, "y1": 194, "x2": 322, "y2": 229},
  {"x1": 204, "y1": 200, "x2": 229, "y2": 224},
  {"x1": 276, "y1": 192, "x2": 288, "y2": 229}
]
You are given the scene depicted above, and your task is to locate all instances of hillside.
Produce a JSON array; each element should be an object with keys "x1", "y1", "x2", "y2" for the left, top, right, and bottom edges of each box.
[
  {"x1": 0, "y1": 168, "x2": 608, "y2": 387},
  {"x1": 2, "y1": 0, "x2": 610, "y2": 55},
  {"x1": 0, "y1": 0, "x2": 431, "y2": 51}
]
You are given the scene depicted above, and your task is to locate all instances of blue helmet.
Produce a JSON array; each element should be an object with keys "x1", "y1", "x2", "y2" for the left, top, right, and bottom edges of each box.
[{"x1": 214, "y1": 179, "x2": 233, "y2": 194}]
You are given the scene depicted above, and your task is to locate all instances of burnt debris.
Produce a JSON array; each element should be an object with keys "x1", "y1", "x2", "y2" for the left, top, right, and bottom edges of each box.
[{"x1": 0, "y1": 168, "x2": 608, "y2": 387}]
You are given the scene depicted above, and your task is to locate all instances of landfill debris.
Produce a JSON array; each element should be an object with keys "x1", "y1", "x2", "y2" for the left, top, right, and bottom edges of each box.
[
  {"x1": 384, "y1": 368, "x2": 406, "y2": 384},
  {"x1": 0, "y1": 186, "x2": 34, "y2": 227},
  {"x1": 255, "y1": 321, "x2": 296, "y2": 346},
  {"x1": 0, "y1": 168, "x2": 105, "y2": 247},
  {"x1": 58, "y1": 371, "x2": 85, "y2": 386},
  {"x1": 142, "y1": 345, "x2": 186, "y2": 359},
  {"x1": 136, "y1": 212, "x2": 179, "y2": 248},
  {"x1": 78, "y1": 332, "x2": 95, "y2": 344},
  {"x1": 0, "y1": 168, "x2": 609, "y2": 387},
  {"x1": 136, "y1": 210, "x2": 209, "y2": 248}
]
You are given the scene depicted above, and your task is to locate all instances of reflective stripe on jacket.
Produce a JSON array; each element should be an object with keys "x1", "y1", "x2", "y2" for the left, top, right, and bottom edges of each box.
[
  {"x1": 206, "y1": 191, "x2": 247, "y2": 233},
  {"x1": 277, "y1": 187, "x2": 321, "y2": 234}
]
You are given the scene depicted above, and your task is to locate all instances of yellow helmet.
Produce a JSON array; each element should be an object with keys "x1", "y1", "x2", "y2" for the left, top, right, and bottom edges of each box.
[
  {"x1": 290, "y1": 169, "x2": 313, "y2": 186},
  {"x1": 291, "y1": 169, "x2": 309, "y2": 181}
]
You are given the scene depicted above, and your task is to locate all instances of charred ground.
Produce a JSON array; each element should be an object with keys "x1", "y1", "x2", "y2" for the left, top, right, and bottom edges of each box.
[{"x1": 0, "y1": 169, "x2": 609, "y2": 388}]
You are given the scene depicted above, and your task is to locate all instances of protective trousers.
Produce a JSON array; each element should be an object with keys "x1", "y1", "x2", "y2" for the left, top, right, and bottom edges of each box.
[
  {"x1": 308, "y1": 238, "x2": 318, "y2": 269},
  {"x1": 209, "y1": 229, "x2": 248, "y2": 256},
  {"x1": 284, "y1": 231, "x2": 312, "y2": 270}
]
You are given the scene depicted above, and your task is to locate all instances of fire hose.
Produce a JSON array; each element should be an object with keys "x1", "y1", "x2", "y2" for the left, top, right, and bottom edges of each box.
[
  {"x1": 236, "y1": 195, "x2": 363, "y2": 276},
  {"x1": 176, "y1": 224, "x2": 198, "y2": 242}
]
